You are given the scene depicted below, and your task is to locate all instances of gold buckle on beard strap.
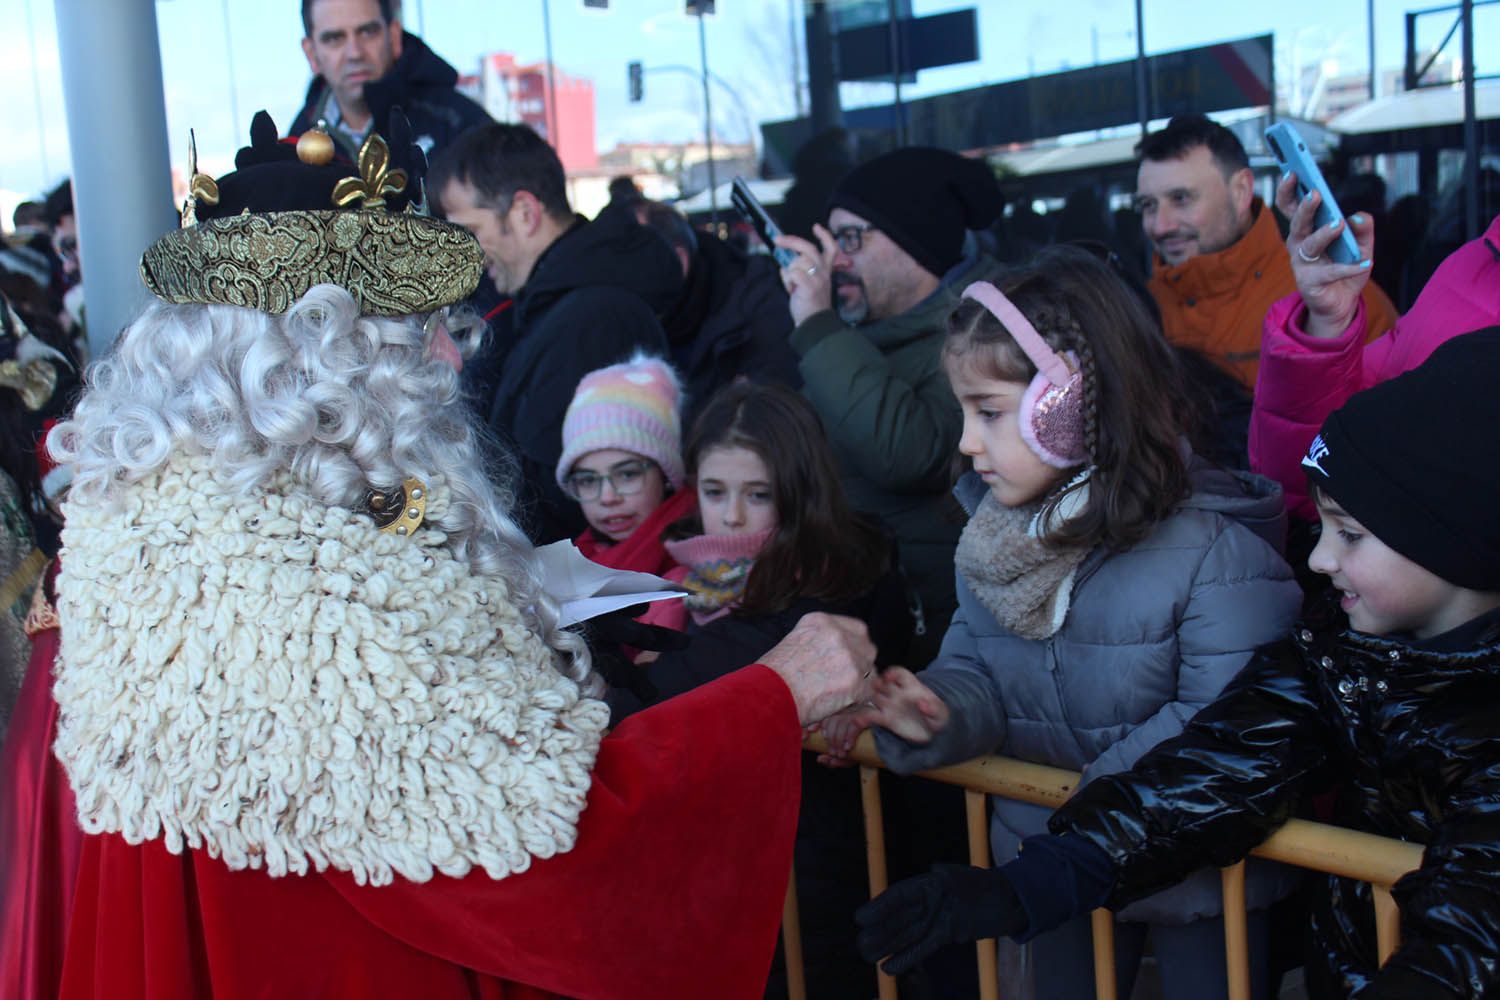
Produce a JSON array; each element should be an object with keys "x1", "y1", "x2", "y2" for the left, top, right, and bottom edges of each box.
[{"x1": 365, "y1": 477, "x2": 427, "y2": 536}]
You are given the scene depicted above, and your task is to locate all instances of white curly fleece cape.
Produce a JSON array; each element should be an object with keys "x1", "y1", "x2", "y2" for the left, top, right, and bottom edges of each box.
[{"x1": 53, "y1": 456, "x2": 609, "y2": 886}]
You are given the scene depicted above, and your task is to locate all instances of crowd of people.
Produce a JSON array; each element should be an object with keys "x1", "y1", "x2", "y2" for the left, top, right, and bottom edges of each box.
[{"x1": 2, "y1": 0, "x2": 1499, "y2": 997}]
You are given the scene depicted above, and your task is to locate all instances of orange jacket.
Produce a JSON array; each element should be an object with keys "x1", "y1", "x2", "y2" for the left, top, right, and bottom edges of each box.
[{"x1": 1148, "y1": 202, "x2": 1397, "y2": 389}]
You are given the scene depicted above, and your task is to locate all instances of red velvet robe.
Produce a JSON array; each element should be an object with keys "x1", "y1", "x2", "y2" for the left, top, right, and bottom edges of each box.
[{"x1": 2, "y1": 629, "x2": 803, "y2": 1000}]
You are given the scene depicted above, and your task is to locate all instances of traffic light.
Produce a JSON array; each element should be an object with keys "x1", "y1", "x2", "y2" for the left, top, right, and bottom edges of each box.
[
  {"x1": 686, "y1": 0, "x2": 715, "y2": 13},
  {"x1": 627, "y1": 61, "x2": 644, "y2": 102}
]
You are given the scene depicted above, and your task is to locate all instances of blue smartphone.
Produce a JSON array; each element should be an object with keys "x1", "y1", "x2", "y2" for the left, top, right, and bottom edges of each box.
[{"x1": 1263, "y1": 123, "x2": 1361, "y2": 265}]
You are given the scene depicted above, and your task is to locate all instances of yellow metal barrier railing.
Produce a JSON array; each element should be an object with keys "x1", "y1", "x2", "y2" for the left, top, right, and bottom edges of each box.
[{"x1": 786, "y1": 731, "x2": 1424, "y2": 1000}]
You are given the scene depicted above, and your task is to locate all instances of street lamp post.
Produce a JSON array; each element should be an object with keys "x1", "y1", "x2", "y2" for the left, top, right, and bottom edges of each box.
[{"x1": 691, "y1": 4, "x2": 718, "y2": 225}]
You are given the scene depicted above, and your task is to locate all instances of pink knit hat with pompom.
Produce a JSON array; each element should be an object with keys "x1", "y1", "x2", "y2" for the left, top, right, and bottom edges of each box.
[{"x1": 556, "y1": 354, "x2": 685, "y2": 490}]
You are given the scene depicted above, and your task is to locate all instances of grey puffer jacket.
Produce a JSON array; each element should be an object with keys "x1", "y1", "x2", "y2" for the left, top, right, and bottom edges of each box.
[{"x1": 876, "y1": 460, "x2": 1304, "y2": 924}]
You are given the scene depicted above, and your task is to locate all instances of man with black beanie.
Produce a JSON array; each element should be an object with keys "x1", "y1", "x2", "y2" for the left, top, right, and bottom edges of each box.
[{"x1": 775, "y1": 147, "x2": 1004, "y2": 669}]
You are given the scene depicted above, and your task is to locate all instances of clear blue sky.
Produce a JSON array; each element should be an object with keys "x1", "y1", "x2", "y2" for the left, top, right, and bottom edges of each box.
[{"x1": 0, "y1": 0, "x2": 1487, "y2": 198}]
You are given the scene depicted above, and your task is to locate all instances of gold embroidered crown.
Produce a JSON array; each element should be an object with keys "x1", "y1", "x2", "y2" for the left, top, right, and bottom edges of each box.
[{"x1": 139, "y1": 112, "x2": 483, "y2": 317}]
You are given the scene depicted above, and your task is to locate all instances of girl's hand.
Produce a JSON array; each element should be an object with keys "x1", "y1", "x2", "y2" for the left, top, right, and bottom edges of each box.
[
  {"x1": 812, "y1": 705, "x2": 878, "y2": 767},
  {"x1": 868, "y1": 667, "x2": 949, "y2": 745},
  {"x1": 776, "y1": 225, "x2": 839, "y2": 327},
  {"x1": 1275, "y1": 172, "x2": 1374, "y2": 340}
]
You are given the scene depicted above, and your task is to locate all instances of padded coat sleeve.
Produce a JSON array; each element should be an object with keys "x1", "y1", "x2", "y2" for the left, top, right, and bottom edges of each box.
[
  {"x1": 1250, "y1": 293, "x2": 1370, "y2": 522},
  {"x1": 874, "y1": 577, "x2": 1011, "y2": 773},
  {"x1": 1049, "y1": 642, "x2": 1331, "y2": 909}
]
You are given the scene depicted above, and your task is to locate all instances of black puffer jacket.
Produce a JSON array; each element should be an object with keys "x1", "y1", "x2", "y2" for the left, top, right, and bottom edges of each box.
[
  {"x1": 484, "y1": 212, "x2": 679, "y2": 544},
  {"x1": 1051, "y1": 600, "x2": 1500, "y2": 997},
  {"x1": 290, "y1": 31, "x2": 491, "y2": 159}
]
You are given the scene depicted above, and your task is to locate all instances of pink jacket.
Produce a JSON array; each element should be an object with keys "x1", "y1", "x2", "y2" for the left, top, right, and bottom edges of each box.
[{"x1": 1251, "y1": 214, "x2": 1500, "y2": 520}]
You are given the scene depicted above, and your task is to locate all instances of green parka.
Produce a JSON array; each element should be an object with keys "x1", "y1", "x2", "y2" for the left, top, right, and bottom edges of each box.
[{"x1": 789, "y1": 253, "x2": 1003, "y2": 664}]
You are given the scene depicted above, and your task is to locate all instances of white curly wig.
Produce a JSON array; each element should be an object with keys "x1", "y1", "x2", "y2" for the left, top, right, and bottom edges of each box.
[{"x1": 48, "y1": 284, "x2": 594, "y2": 690}]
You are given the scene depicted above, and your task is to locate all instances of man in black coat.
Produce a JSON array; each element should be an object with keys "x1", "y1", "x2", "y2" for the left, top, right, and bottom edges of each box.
[
  {"x1": 291, "y1": 0, "x2": 491, "y2": 160},
  {"x1": 430, "y1": 124, "x2": 681, "y2": 544},
  {"x1": 637, "y1": 201, "x2": 800, "y2": 426}
]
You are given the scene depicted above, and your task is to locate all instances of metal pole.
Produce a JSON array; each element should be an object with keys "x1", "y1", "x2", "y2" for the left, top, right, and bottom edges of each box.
[
  {"x1": 807, "y1": 0, "x2": 842, "y2": 133},
  {"x1": 1461, "y1": 0, "x2": 1479, "y2": 240},
  {"x1": 541, "y1": 0, "x2": 559, "y2": 145},
  {"x1": 54, "y1": 0, "x2": 176, "y2": 358},
  {"x1": 24, "y1": 0, "x2": 50, "y2": 180},
  {"x1": 1134, "y1": 0, "x2": 1149, "y2": 136},
  {"x1": 887, "y1": 0, "x2": 905, "y2": 146},
  {"x1": 790, "y1": 0, "x2": 804, "y2": 119},
  {"x1": 697, "y1": 10, "x2": 718, "y2": 225},
  {"x1": 221, "y1": 0, "x2": 242, "y2": 147},
  {"x1": 1367, "y1": 0, "x2": 1377, "y2": 99}
]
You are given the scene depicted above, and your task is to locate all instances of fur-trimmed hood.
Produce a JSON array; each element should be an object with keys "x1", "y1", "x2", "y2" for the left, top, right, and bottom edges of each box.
[{"x1": 53, "y1": 455, "x2": 608, "y2": 886}]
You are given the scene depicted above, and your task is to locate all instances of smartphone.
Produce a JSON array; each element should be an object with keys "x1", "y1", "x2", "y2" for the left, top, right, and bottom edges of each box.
[
  {"x1": 730, "y1": 177, "x2": 798, "y2": 268},
  {"x1": 1263, "y1": 123, "x2": 1361, "y2": 265}
]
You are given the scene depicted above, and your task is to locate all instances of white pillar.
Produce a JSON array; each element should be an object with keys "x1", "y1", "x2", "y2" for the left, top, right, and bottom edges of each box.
[{"x1": 54, "y1": 0, "x2": 176, "y2": 358}]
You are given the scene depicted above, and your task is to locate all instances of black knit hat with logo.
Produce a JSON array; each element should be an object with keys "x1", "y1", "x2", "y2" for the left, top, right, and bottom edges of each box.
[
  {"x1": 1301, "y1": 326, "x2": 1500, "y2": 590},
  {"x1": 828, "y1": 147, "x2": 1002, "y2": 277}
]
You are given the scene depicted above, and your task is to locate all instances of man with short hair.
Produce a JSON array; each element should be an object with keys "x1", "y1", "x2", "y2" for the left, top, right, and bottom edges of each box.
[
  {"x1": 430, "y1": 124, "x2": 680, "y2": 544},
  {"x1": 291, "y1": 0, "x2": 489, "y2": 159},
  {"x1": 1135, "y1": 114, "x2": 1396, "y2": 389},
  {"x1": 777, "y1": 146, "x2": 1004, "y2": 667}
]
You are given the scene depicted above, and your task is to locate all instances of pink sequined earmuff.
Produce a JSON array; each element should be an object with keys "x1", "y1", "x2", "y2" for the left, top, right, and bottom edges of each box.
[{"x1": 961, "y1": 281, "x2": 1088, "y2": 469}]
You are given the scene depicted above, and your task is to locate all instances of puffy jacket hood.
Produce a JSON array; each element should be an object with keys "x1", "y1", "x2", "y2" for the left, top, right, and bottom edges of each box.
[
  {"x1": 516, "y1": 211, "x2": 682, "y2": 326},
  {"x1": 1180, "y1": 457, "x2": 1286, "y2": 554}
]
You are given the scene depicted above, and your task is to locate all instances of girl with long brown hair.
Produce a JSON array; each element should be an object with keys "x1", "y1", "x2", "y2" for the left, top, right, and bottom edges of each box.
[{"x1": 606, "y1": 381, "x2": 905, "y2": 719}]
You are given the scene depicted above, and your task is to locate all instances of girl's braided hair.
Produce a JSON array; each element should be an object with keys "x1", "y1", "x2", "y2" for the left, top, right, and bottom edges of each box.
[{"x1": 945, "y1": 243, "x2": 1194, "y2": 551}]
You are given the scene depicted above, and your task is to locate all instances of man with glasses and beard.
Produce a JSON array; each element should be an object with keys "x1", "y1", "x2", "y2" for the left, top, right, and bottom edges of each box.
[{"x1": 775, "y1": 147, "x2": 1003, "y2": 668}]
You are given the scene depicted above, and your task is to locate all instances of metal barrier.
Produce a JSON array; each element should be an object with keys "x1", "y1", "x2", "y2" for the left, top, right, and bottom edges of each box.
[{"x1": 784, "y1": 731, "x2": 1424, "y2": 1000}]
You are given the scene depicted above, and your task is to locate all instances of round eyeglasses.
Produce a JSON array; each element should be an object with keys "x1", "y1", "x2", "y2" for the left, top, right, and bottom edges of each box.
[
  {"x1": 563, "y1": 459, "x2": 657, "y2": 501},
  {"x1": 832, "y1": 223, "x2": 876, "y2": 254}
]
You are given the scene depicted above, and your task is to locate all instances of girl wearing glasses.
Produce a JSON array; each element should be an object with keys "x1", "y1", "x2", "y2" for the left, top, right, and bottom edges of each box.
[{"x1": 556, "y1": 355, "x2": 696, "y2": 629}]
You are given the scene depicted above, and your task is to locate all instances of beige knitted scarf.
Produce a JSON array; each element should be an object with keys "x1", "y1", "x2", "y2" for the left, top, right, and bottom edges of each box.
[
  {"x1": 954, "y1": 487, "x2": 1091, "y2": 641},
  {"x1": 53, "y1": 455, "x2": 609, "y2": 886}
]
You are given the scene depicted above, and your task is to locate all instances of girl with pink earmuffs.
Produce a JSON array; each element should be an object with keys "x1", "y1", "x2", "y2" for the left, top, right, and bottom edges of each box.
[{"x1": 821, "y1": 245, "x2": 1303, "y2": 999}]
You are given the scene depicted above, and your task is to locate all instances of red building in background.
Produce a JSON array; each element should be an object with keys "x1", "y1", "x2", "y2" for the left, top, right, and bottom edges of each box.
[{"x1": 465, "y1": 53, "x2": 597, "y2": 172}]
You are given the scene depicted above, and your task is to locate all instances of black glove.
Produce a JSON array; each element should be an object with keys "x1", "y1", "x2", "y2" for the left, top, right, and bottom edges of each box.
[
  {"x1": 854, "y1": 864, "x2": 1028, "y2": 976},
  {"x1": 583, "y1": 606, "x2": 690, "y2": 705},
  {"x1": 585, "y1": 604, "x2": 691, "y2": 654}
]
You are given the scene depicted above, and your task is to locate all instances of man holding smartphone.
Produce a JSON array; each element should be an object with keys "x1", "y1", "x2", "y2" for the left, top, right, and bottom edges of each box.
[
  {"x1": 1134, "y1": 114, "x2": 1397, "y2": 391},
  {"x1": 775, "y1": 146, "x2": 1004, "y2": 671}
]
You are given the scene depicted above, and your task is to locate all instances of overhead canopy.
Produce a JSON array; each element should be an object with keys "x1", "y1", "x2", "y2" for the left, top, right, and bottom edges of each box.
[
  {"x1": 675, "y1": 177, "x2": 792, "y2": 215},
  {"x1": 1330, "y1": 83, "x2": 1500, "y2": 133},
  {"x1": 985, "y1": 114, "x2": 1337, "y2": 195},
  {"x1": 1329, "y1": 82, "x2": 1500, "y2": 155}
]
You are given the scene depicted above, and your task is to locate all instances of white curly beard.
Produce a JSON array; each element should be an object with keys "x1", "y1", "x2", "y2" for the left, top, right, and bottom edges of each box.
[{"x1": 53, "y1": 455, "x2": 609, "y2": 886}]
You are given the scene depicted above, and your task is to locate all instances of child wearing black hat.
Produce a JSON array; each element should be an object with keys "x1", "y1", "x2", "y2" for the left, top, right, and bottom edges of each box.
[{"x1": 856, "y1": 326, "x2": 1500, "y2": 998}]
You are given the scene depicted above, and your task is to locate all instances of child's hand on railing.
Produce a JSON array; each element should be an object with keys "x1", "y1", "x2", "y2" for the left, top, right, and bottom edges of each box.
[
  {"x1": 868, "y1": 667, "x2": 949, "y2": 746},
  {"x1": 810, "y1": 705, "x2": 878, "y2": 767}
]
